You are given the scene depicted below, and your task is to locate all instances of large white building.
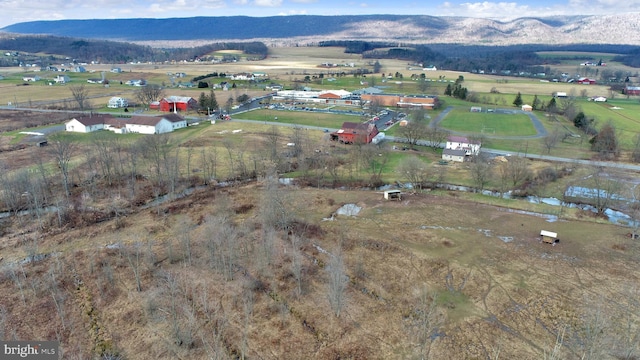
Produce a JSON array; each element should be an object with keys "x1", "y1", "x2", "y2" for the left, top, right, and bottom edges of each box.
[{"x1": 66, "y1": 113, "x2": 186, "y2": 134}]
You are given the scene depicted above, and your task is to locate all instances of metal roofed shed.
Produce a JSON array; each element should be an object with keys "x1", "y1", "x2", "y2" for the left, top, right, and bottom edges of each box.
[
  {"x1": 383, "y1": 190, "x2": 402, "y2": 200},
  {"x1": 540, "y1": 230, "x2": 558, "y2": 244}
]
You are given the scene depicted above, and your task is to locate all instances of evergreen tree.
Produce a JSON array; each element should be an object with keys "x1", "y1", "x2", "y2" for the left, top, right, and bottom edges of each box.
[
  {"x1": 513, "y1": 92, "x2": 523, "y2": 107},
  {"x1": 373, "y1": 60, "x2": 382, "y2": 73},
  {"x1": 573, "y1": 112, "x2": 589, "y2": 130},
  {"x1": 444, "y1": 84, "x2": 452, "y2": 96},
  {"x1": 198, "y1": 92, "x2": 207, "y2": 111},
  {"x1": 547, "y1": 97, "x2": 557, "y2": 113},
  {"x1": 532, "y1": 95, "x2": 541, "y2": 110},
  {"x1": 208, "y1": 89, "x2": 218, "y2": 110}
]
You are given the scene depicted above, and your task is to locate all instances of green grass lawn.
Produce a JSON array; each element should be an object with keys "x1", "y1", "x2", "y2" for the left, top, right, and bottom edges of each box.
[
  {"x1": 438, "y1": 108, "x2": 537, "y2": 136},
  {"x1": 579, "y1": 99, "x2": 640, "y2": 146}
]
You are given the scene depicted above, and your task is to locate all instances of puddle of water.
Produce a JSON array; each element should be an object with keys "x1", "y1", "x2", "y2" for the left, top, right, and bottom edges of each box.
[
  {"x1": 503, "y1": 208, "x2": 559, "y2": 223},
  {"x1": 336, "y1": 203, "x2": 361, "y2": 216}
]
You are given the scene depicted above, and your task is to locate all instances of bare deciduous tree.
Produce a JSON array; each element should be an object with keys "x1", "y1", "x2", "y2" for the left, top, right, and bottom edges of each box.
[
  {"x1": 260, "y1": 167, "x2": 295, "y2": 231},
  {"x1": 506, "y1": 156, "x2": 531, "y2": 188},
  {"x1": 408, "y1": 285, "x2": 444, "y2": 360},
  {"x1": 50, "y1": 135, "x2": 76, "y2": 197},
  {"x1": 121, "y1": 242, "x2": 143, "y2": 292},
  {"x1": 613, "y1": 286, "x2": 640, "y2": 359},
  {"x1": 544, "y1": 325, "x2": 567, "y2": 360},
  {"x1": 69, "y1": 84, "x2": 90, "y2": 110},
  {"x1": 583, "y1": 167, "x2": 621, "y2": 215},
  {"x1": 469, "y1": 154, "x2": 492, "y2": 192},
  {"x1": 135, "y1": 84, "x2": 164, "y2": 108},
  {"x1": 360, "y1": 144, "x2": 390, "y2": 186},
  {"x1": 203, "y1": 212, "x2": 238, "y2": 281},
  {"x1": 424, "y1": 126, "x2": 448, "y2": 151},
  {"x1": 398, "y1": 156, "x2": 430, "y2": 190},
  {"x1": 398, "y1": 110, "x2": 430, "y2": 149},
  {"x1": 542, "y1": 127, "x2": 562, "y2": 154},
  {"x1": 175, "y1": 216, "x2": 195, "y2": 266},
  {"x1": 575, "y1": 296, "x2": 611, "y2": 360},
  {"x1": 327, "y1": 248, "x2": 348, "y2": 318}
]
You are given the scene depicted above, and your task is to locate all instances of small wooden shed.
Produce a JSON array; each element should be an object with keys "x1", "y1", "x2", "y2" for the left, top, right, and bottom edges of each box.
[
  {"x1": 540, "y1": 230, "x2": 558, "y2": 244},
  {"x1": 384, "y1": 190, "x2": 402, "y2": 201}
]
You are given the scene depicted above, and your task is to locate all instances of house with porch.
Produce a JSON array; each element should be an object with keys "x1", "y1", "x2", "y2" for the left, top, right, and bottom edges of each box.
[
  {"x1": 442, "y1": 136, "x2": 481, "y2": 162},
  {"x1": 108, "y1": 97, "x2": 128, "y2": 108}
]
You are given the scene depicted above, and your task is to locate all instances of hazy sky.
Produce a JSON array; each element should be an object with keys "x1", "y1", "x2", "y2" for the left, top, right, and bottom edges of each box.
[{"x1": 1, "y1": 0, "x2": 638, "y2": 28}]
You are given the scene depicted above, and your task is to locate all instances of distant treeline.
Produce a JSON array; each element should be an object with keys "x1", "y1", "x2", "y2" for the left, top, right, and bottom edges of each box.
[
  {"x1": 0, "y1": 36, "x2": 268, "y2": 66},
  {"x1": 319, "y1": 40, "x2": 640, "y2": 72},
  {"x1": 613, "y1": 48, "x2": 640, "y2": 67}
]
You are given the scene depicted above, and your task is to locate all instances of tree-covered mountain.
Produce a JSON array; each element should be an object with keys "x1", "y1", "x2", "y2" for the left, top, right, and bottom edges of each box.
[
  {"x1": 2, "y1": 14, "x2": 640, "y2": 45},
  {"x1": 0, "y1": 34, "x2": 268, "y2": 64}
]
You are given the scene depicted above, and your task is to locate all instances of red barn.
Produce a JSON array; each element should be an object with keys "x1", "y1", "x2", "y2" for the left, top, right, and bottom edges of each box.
[
  {"x1": 157, "y1": 96, "x2": 198, "y2": 112},
  {"x1": 330, "y1": 122, "x2": 379, "y2": 144},
  {"x1": 577, "y1": 78, "x2": 596, "y2": 85},
  {"x1": 625, "y1": 86, "x2": 640, "y2": 96}
]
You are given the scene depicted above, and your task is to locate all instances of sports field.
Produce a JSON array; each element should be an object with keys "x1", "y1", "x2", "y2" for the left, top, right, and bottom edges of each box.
[
  {"x1": 438, "y1": 108, "x2": 538, "y2": 136},
  {"x1": 233, "y1": 108, "x2": 357, "y2": 129}
]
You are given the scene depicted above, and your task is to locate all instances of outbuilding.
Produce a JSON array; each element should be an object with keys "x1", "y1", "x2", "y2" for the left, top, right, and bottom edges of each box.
[
  {"x1": 540, "y1": 230, "x2": 558, "y2": 244},
  {"x1": 383, "y1": 190, "x2": 402, "y2": 200}
]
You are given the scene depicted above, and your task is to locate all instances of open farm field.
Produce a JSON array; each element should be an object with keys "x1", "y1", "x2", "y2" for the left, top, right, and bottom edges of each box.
[
  {"x1": 579, "y1": 99, "x2": 640, "y2": 145},
  {"x1": 466, "y1": 78, "x2": 611, "y2": 97},
  {"x1": 439, "y1": 108, "x2": 537, "y2": 136},
  {"x1": 536, "y1": 51, "x2": 620, "y2": 63}
]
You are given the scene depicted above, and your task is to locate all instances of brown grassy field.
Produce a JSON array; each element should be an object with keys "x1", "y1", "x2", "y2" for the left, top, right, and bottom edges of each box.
[{"x1": 0, "y1": 178, "x2": 637, "y2": 359}]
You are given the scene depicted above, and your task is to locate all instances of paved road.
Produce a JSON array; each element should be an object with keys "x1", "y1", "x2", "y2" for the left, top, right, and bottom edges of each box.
[{"x1": 482, "y1": 148, "x2": 640, "y2": 171}]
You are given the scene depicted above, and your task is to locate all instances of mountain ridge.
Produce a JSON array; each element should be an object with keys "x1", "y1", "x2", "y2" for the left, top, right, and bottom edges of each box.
[{"x1": 2, "y1": 14, "x2": 640, "y2": 45}]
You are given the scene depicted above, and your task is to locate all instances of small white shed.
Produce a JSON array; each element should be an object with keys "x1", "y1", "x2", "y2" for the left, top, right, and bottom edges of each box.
[
  {"x1": 540, "y1": 230, "x2": 558, "y2": 244},
  {"x1": 383, "y1": 190, "x2": 402, "y2": 200}
]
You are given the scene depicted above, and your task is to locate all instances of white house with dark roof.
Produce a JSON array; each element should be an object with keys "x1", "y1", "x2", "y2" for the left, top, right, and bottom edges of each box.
[
  {"x1": 54, "y1": 75, "x2": 70, "y2": 84},
  {"x1": 65, "y1": 114, "x2": 114, "y2": 133},
  {"x1": 442, "y1": 135, "x2": 481, "y2": 162},
  {"x1": 66, "y1": 113, "x2": 186, "y2": 134}
]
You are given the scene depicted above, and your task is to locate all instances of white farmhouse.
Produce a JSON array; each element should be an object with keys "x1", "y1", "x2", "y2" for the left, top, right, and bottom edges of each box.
[
  {"x1": 22, "y1": 75, "x2": 41, "y2": 82},
  {"x1": 442, "y1": 136, "x2": 481, "y2": 162},
  {"x1": 108, "y1": 97, "x2": 128, "y2": 108},
  {"x1": 54, "y1": 75, "x2": 70, "y2": 84}
]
